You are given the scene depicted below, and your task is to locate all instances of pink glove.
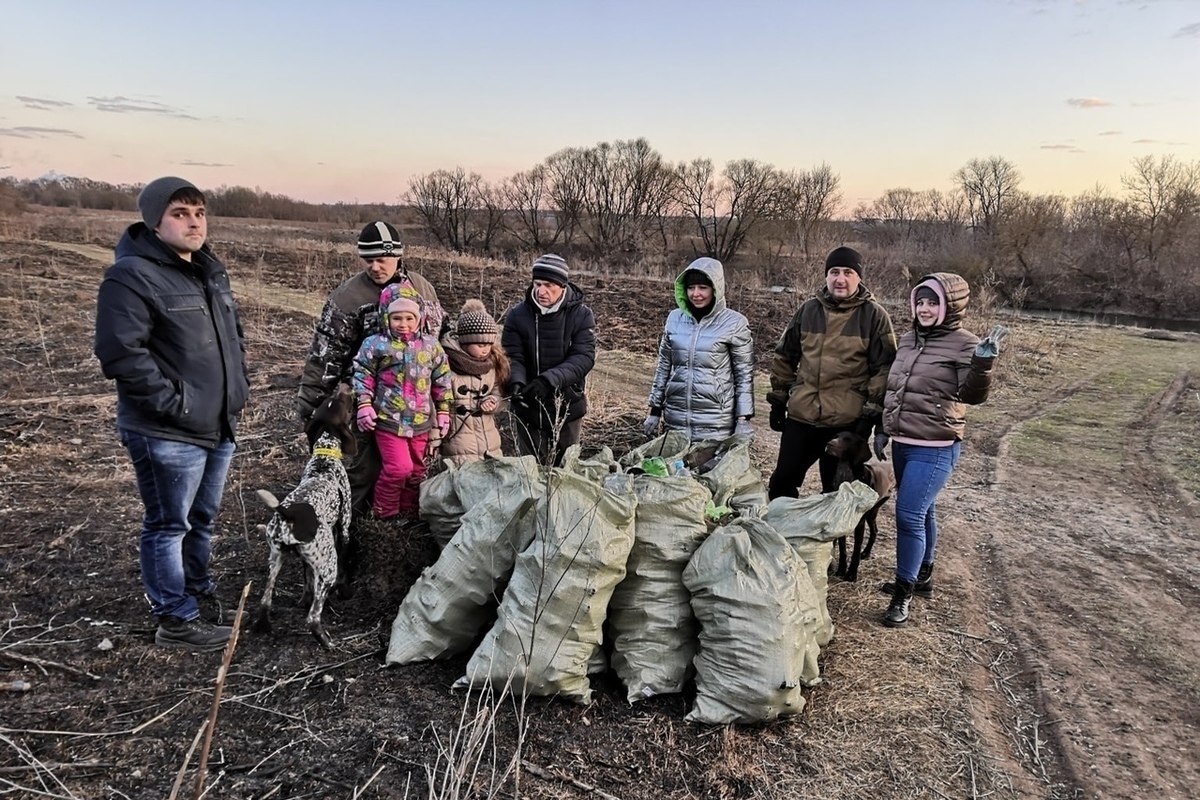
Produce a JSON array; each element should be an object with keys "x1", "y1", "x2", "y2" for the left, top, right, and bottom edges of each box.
[
  {"x1": 437, "y1": 412, "x2": 451, "y2": 437},
  {"x1": 356, "y1": 405, "x2": 377, "y2": 431}
]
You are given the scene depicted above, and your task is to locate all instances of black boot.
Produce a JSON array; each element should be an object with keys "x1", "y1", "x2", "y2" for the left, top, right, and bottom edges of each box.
[
  {"x1": 879, "y1": 562, "x2": 934, "y2": 599},
  {"x1": 882, "y1": 578, "x2": 915, "y2": 628}
]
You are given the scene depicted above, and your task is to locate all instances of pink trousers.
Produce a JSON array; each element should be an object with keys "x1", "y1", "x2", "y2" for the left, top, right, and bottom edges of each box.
[{"x1": 372, "y1": 431, "x2": 429, "y2": 519}]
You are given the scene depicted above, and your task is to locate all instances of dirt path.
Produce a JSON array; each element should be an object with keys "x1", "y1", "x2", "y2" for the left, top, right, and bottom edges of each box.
[{"x1": 948, "y1": 331, "x2": 1200, "y2": 800}]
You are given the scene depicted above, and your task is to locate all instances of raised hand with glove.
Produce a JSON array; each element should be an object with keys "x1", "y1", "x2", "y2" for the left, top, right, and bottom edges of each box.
[
  {"x1": 768, "y1": 402, "x2": 788, "y2": 432},
  {"x1": 356, "y1": 404, "x2": 377, "y2": 432},
  {"x1": 975, "y1": 324, "x2": 1010, "y2": 358}
]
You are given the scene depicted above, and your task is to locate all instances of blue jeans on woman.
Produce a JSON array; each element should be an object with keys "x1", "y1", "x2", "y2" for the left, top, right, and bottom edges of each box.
[
  {"x1": 119, "y1": 430, "x2": 235, "y2": 620},
  {"x1": 892, "y1": 440, "x2": 961, "y2": 583}
]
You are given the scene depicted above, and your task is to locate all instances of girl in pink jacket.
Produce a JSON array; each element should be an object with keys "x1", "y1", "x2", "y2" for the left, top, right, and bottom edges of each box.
[{"x1": 352, "y1": 284, "x2": 451, "y2": 520}]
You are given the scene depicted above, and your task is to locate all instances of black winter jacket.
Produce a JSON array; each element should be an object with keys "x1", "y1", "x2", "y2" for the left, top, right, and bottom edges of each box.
[
  {"x1": 94, "y1": 223, "x2": 250, "y2": 447},
  {"x1": 500, "y1": 282, "x2": 596, "y2": 426}
]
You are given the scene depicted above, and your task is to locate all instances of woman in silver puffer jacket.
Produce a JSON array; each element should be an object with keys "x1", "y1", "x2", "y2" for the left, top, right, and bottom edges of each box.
[{"x1": 644, "y1": 257, "x2": 755, "y2": 442}]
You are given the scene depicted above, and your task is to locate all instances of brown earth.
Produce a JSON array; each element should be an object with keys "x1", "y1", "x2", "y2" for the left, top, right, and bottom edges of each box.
[{"x1": 1, "y1": 211, "x2": 1198, "y2": 799}]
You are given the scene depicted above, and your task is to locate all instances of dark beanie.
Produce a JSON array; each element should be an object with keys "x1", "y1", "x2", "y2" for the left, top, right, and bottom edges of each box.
[
  {"x1": 457, "y1": 299, "x2": 498, "y2": 345},
  {"x1": 357, "y1": 221, "x2": 404, "y2": 258},
  {"x1": 531, "y1": 253, "x2": 569, "y2": 287},
  {"x1": 914, "y1": 285, "x2": 939, "y2": 304},
  {"x1": 138, "y1": 177, "x2": 201, "y2": 229},
  {"x1": 682, "y1": 269, "x2": 713, "y2": 288},
  {"x1": 825, "y1": 246, "x2": 863, "y2": 277}
]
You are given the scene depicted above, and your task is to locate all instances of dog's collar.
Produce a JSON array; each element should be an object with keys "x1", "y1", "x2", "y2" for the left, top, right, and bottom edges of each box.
[{"x1": 312, "y1": 446, "x2": 342, "y2": 459}]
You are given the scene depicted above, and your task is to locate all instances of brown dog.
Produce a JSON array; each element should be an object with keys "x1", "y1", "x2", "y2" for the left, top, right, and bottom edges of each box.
[{"x1": 825, "y1": 431, "x2": 895, "y2": 582}]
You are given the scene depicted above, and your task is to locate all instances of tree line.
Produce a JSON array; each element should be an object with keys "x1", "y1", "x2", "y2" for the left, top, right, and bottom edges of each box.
[
  {"x1": 2, "y1": 145, "x2": 1197, "y2": 319},
  {"x1": 406, "y1": 143, "x2": 1199, "y2": 319}
]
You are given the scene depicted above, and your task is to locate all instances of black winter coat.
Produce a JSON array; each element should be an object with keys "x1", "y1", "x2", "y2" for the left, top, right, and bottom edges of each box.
[
  {"x1": 501, "y1": 282, "x2": 596, "y2": 427},
  {"x1": 94, "y1": 223, "x2": 250, "y2": 447}
]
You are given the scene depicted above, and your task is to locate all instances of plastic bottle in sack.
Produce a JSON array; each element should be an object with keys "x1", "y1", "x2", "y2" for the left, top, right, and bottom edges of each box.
[
  {"x1": 603, "y1": 464, "x2": 625, "y2": 492},
  {"x1": 671, "y1": 459, "x2": 690, "y2": 477}
]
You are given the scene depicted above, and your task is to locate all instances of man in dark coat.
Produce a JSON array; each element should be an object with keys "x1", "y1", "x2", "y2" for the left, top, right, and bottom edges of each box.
[
  {"x1": 94, "y1": 177, "x2": 250, "y2": 651},
  {"x1": 501, "y1": 253, "x2": 596, "y2": 465}
]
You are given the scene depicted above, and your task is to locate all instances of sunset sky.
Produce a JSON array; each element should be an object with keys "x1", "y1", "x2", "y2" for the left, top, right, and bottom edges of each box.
[{"x1": 1, "y1": 0, "x2": 1197, "y2": 210}]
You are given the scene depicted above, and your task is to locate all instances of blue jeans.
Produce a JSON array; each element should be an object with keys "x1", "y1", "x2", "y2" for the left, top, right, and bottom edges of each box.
[
  {"x1": 119, "y1": 430, "x2": 235, "y2": 620},
  {"x1": 892, "y1": 440, "x2": 961, "y2": 583}
]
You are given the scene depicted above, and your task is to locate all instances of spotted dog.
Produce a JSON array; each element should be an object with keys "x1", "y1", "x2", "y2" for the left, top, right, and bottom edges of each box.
[{"x1": 254, "y1": 384, "x2": 356, "y2": 648}]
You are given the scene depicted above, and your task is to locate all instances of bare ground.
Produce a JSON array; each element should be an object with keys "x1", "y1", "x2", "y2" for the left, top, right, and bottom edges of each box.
[{"x1": 1, "y1": 211, "x2": 1198, "y2": 799}]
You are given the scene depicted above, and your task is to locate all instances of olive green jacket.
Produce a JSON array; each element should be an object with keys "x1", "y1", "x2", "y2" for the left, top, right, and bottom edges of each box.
[{"x1": 767, "y1": 286, "x2": 897, "y2": 428}]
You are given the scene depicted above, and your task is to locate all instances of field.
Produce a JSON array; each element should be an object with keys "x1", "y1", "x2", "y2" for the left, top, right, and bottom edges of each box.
[{"x1": 1, "y1": 210, "x2": 1198, "y2": 799}]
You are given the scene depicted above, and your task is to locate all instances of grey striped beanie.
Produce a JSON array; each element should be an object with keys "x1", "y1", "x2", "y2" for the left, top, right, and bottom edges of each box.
[
  {"x1": 531, "y1": 253, "x2": 569, "y2": 287},
  {"x1": 357, "y1": 221, "x2": 404, "y2": 258}
]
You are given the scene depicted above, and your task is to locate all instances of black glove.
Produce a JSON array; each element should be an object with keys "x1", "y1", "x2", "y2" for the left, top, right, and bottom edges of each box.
[
  {"x1": 854, "y1": 414, "x2": 879, "y2": 440},
  {"x1": 522, "y1": 376, "x2": 553, "y2": 403},
  {"x1": 507, "y1": 381, "x2": 526, "y2": 403},
  {"x1": 769, "y1": 403, "x2": 787, "y2": 432}
]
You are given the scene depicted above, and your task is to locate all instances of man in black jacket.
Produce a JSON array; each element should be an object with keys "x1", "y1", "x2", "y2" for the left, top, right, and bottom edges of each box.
[
  {"x1": 501, "y1": 253, "x2": 596, "y2": 465},
  {"x1": 94, "y1": 177, "x2": 250, "y2": 652}
]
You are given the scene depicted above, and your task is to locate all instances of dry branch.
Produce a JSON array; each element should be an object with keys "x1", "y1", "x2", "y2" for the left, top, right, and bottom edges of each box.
[{"x1": 192, "y1": 582, "x2": 251, "y2": 800}]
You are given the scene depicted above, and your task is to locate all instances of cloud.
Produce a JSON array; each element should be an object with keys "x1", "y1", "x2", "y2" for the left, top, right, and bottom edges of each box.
[
  {"x1": 0, "y1": 165, "x2": 10, "y2": 171},
  {"x1": 87, "y1": 96, "x2": 198, "y2": 120},
  {"x1": 1098, "y1": 130, "x2": 1122, "y2": 136},
  {"x1": 17, "y1": 95, "x2": 73, "y2": 110},
  {"x1": 1173, "y1": 22, "x2": 1200, "y2": 38},
  {"x1": 180, "y1": 160, "x2": 233, "y2": 168},
  {"x1": 1133, "y1": 138, "x2": 1159, "y2": 144},
  {"x1": 0, "y1": 126, "x2": 83, "y2": 139},
  {"x1": 1040, "y1": 144, "x2": 1084, "y2": 153},
  {"x1": 1066, "y1": 97, "x2": 1113, "y2": 108}
]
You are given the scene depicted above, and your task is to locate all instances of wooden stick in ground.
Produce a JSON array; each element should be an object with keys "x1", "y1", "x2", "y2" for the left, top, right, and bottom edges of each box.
[
  {"x1": 167, "y1": 720, "x2": 208, "y2": 800},
  {"x1": 192, "y1": 582, "x2": 251, "y2": 800}
]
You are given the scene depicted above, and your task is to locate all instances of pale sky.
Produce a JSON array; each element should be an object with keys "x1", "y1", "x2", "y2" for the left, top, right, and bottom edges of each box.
[{"x1": 1, "y1": 0, "x2": 1197, "y2": 209}]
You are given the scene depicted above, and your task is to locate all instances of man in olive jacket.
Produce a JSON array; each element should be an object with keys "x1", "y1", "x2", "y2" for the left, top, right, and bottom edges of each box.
[
  {"x1": 501, "y1": 253, "x2": 596, "y2": 466},
  {"x1": 94, "y1": 177, "x2": 250, "y2": 652},
  {"x1": 766, "y1": 246, "x2": 897, "y2": 498}
]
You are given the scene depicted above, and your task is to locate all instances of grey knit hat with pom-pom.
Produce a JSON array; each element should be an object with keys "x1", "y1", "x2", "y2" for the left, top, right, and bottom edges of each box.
[{"x1": 457, "y1": 299, "x2": 498, "y2": 345}]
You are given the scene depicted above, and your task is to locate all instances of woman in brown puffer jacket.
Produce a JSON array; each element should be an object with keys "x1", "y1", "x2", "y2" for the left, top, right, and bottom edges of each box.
[{"x1": 878, "y1": 272, "x2": 1008, "y2": 628}]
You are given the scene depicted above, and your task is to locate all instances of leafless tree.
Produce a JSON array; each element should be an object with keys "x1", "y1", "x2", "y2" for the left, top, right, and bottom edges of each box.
[
  {"x1": 674, "y1": 157, "x2": 785, "y2": 263},
  {"x1": 406, "y1": 167, "x2": 481, "y2": 251},
  {"x1": 501, "y1": 166, "x2": 562, "y2": 251},
  {"x1": 954, "y1": 156, "x2": 1022, "y2": 236},
  {"x1": 1120, "y1": 154, "x2": 1200, "y2": 264},
  {"x1": 779, "y1": 162, "x2": 842, "y2": 257}
]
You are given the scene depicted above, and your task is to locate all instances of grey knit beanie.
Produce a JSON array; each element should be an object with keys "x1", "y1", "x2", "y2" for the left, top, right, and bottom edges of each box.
[
  {"x1": 531, "y1": 253, "x2": 569, "y2": 287},
  {"x1": 137, "y1": 177, "x2": 201, "y2": 228}
]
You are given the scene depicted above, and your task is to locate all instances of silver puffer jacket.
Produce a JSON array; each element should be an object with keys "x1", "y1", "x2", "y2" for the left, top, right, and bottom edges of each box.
[{"x1": 648, "y1": 257, "x2": 754, "y2": 441}]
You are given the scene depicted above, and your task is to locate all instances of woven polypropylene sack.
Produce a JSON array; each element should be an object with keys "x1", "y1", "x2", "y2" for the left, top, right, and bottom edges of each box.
[
  {"x1": 609, "y1": 473, "x2": 713, "y2": 703},
  {"x1": 764, "y1": 483, "x2": 880, "y2": 647},
  {"x1": 682, "y1": 517, "x2": 809, "y2": 724},
  {"x1": 462, "y1": 470, "x2": 637, "y2": 704}
]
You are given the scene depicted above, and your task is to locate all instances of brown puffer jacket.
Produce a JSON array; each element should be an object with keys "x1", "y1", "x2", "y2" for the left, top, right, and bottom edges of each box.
[
  {"x1": 882, "y1": 272, "x2": 994, "y2": 442},
  {"x1": 768, "y1": 286, "x2": 897, "y2": 428}
]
